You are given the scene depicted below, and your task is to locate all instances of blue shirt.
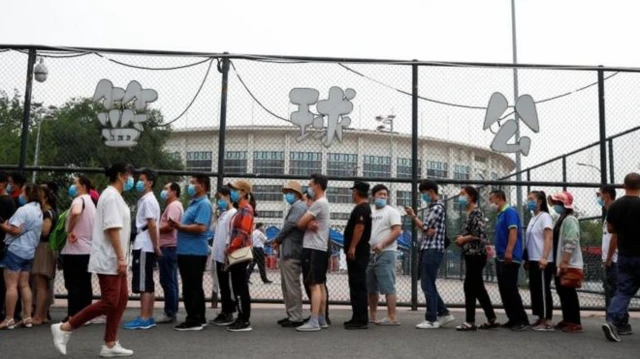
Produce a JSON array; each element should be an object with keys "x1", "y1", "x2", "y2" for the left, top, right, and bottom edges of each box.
[
  {"x1": 5, "y1": 202, "x2": 43, "y2": 260},
  {"x1": 177, "y1": 196, "x2": 212, "y2": 256},
  {"x1": 494, "y1": 205, "x2": 523, "y2": 263}
]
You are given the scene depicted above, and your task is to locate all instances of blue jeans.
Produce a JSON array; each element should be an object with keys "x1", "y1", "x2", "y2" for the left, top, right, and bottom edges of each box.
[
  {"x1": 420, "y1": 249, "x2": 449, "y2": 322},
  {"x1": 159, "y1": 247, "x2": 179, "y2": 318},
  {"x1": 606, "y1": 254, "x2": 640, "y2": 328}
]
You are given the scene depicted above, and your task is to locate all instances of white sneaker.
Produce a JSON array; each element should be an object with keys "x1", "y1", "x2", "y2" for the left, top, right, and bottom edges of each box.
[
  {"x1": 416, "y1": 320, "x2": 441, "y2": 329},
  {"x1": 438, "y1": 314, "x2": 455, "y2": 327},
  {"x1": 91, "y1": 315, "x2": 107, "y2": 324},
  {"x1": 296, "y1": 322, "x2": 321, "y2": 332},
  {"x1": 51, "y1": 323, "x2": 72, "y2": 356},
  {"x1": 99, "y1": 342, "x2": 134, "y2": 357}
]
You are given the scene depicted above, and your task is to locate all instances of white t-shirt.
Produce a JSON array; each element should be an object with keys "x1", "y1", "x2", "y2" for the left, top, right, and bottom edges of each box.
[
  {"x1": 88, "y1": 186, "x2": 132, "y2": 275},
  {"x1": 133, "y1": 192, "x2": 161, "y2": 253},
  {"x1": 370, "y1": 205, "x2": 402, "y2": 252},
  {"x1": 602, "y1": 218, "x2": 618, "y2": 263},
  {"x1": 252, "y1": 229, "x2": 267, "y2": 249},
  {"x1": 212, "y1": 208, "x2": 237, "y2": 264},
  {"x1": 303, "y1": 196, "x2": 330, "y2": 251},
  {"x1": 525, "y1": 212, "x2": 554, "y2": 262}
]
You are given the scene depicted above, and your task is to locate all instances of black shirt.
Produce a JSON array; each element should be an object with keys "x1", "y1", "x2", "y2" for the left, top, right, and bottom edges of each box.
[
  {"x1": 40, "y1": 209, "x2": 58, "y2": 243},
  {"x1": 343, "y1": 203, "x2": 372, "y2": 254},
  {"x1": 607, "y1": 195, "x2": 640, "y2": 257},
  {"x1": 0, "y1": 194, "x2": 17, "y2": 247}
]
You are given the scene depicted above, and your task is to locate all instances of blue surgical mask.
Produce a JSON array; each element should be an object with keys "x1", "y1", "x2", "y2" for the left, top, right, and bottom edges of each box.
[
  {"x1": 374, "y1": 198, "x2": 387, "y2": 208},
  {"x1": 307, "y1": 187, "x2": 315, "y2": 199},
  {"x1": 554, "y1": 204, "x2": 565, "y2": 214},
  {"x1": 230, "y1": 189, "x2": 240, "y2": 203},
  {"x1": 187, "y1": 184, "x2": 196, "y2": 197},
  {"x1": 597, "y1": 198, "x2": 605, "y2": 207},
  {"x1": 6, "y1": 184, "x2": 13, "y2": 194},
  {"x1": 422, "y1": 194, "x2": 431, "y2": 204},
  {"x1": 123, "y1": 176, "x2": 134, "y2": 192},
  {"x1": 160, "y1": 190, "x2": 169, "y2": 201},
  {"x1": 285, "y1": 193, "x2": 296, "y2": 205},
  {"x1": 135, "y1": 181, "x2": 145, "y2": 193},
  {"x1": 217, "y1": 199, "x2": 228, "y2": 211},
  {"x1": 458, "y1": 196, "x2": 468, "y2": 208},
  {"x1": 527, "y1": 200, "x2": 537, "y2": 212},
  {"x1": 18, "y1": 194, "x2": 27, "y2": 206},
  {"x1": 68, "y1": 184, "x2": 78, "y2": 198}
]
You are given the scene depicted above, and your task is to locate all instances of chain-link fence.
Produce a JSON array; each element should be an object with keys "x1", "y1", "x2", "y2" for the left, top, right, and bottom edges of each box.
[{"x1": 0, "y1": 45, "x2": 638, "y2": 311}]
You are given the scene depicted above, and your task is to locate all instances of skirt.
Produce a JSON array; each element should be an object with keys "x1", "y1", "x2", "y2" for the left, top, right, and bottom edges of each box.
[{"x1": 31, "y1": 242, "x2": 57, "y2": 279}]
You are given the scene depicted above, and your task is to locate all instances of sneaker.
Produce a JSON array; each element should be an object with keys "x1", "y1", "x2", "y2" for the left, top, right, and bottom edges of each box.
[
  {"x1": 201, "y1": 319, "x2": 208, "y2": 328},
  {"x1": 438, "y1": 314, "x2": 455, "y2": 327},
  {"x1": 554, "y1": 321, "x2": 568, "y2": 330},
  {"x1": 226, "y1": 320, "x2": 252, "y2": 332},
  {"x1": 618, "y1": 325, "x2": 633, "y2": 336},
  {"x1": 51, "y1": 323, "x2": 72, "y2": 356},
  {"x1": 562, "y1": 323, "x2": 583, "y2": 333},
  {"x1": 138, "y1": 318, "x2": 156, "y2": 330},
  {"x1": 416, "y1": 320, "x2": 440, "y2": 329},
  {"x1": 99, "y1": 342, "x2": 134, "y2": 357},
  {"x1": 157, "y1": 315, "x2": 177, "y2": 324},
  {"x1": 500, "y1": 321, "x2": 515, "y2": 329},
  {"x1": 511, "y1": 323, "x2": 530, "y2": 332},
  {"x1": 602, "y1": 322, "x2": 620, "y2": 342},
  {"x1": 91, "y1": 315, "x2": 107, "y2": 325},
  {"x1": 281, "y1": 320, "x2": 304, "y2": 328},
  {"x1": 531, "y1": 319, "x2": 543, "y2": 327},
  {"x1": 123, "y1": 317, "x2": 143, "y2": 330},
  {"x1": 296, "y1": 321, "x2": 321, "y2": 332},
  {"x1": 344, "y1": 322, "x2": 368, "y2": 330},
  {"x1": 173, "y1": 322, "x2": 204, "y2": 332},
  {"x1": 212, "y1": 313, "x2": 235, "y2": 326},
  {"x1": 532, "y1": 323, "x2": 555, "y2": 332},
  {"x1": 277, "y1": 317, "x2": 290, "y2": 325}
]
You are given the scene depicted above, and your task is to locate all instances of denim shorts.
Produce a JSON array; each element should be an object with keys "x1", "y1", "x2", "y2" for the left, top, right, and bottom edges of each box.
[
  {"x1": 1, "y1": 250, "x2": 34, "y2": 272},
  {"x1": 366, "y1": 251, "x2": 397, "y2": 295}
]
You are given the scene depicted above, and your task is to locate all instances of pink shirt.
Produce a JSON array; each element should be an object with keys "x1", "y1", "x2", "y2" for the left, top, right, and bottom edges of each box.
[
  {"x1": 62, "y1": 194, "x2": 96, "y2": 255},
  {"x1": 159, "y1": 200, "x2": 184, "y2": 248}
]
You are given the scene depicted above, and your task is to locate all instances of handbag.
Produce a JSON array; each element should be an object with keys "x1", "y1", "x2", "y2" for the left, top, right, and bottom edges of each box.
[
  {"x1": 227, "y1": 246, "x2": 253, "y2": 267},
  {"x1": 560, "y1": 267, "x2": 584, "y2": 288}
]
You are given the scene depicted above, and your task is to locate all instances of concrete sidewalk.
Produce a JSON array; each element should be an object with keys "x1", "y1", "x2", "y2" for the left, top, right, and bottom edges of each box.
[{"x1": 0, "y1": 306, "x2": 638, "y2": 358}]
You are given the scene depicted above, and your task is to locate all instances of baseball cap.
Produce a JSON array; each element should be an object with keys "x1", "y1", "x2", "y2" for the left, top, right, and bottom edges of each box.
[{"x1": 349, "y1": 181, "x2": 370, "y2": 193}]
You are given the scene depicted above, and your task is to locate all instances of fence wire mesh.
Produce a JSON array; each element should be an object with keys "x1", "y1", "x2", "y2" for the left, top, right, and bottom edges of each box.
[{"x1": 0, "y1": 46, "x2": 638, "y2": 311}]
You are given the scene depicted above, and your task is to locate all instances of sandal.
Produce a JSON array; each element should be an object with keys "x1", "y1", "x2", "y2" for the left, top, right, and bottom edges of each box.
[
  {"x1": 456, "y1": 322, "x2": 478, "y2": 331},
  {"x1": 19, "y1": 317, "x2": 34, "y2": 328},
  {"x1": 479, "y1": 320, "x2": 500, "y2": 330},
  {"x1": 0, "y1": 319, "x2": 16, "y2": 330},
  {"x1": 375, "y1": 317, "x2": 401, "y2": 326}
]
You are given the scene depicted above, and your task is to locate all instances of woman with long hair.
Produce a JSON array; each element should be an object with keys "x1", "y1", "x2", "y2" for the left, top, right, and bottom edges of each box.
[{"x1": 0, "y1": 183, "x2": 43, "y2": 329}]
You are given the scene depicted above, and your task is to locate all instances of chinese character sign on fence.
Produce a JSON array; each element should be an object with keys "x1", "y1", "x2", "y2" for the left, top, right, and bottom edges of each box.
[
  {"x1": 289, "y1": 86, "x2": 356, "y2": 148},
  {"x1": 483, "y1": 92, "x2": 539, "y2": 156},
  {"x1": 92, "y1": 79, "x2": 158, "y2": 147}
]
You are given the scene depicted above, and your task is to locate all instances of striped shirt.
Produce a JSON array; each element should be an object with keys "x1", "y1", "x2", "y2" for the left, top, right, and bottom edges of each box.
[{"x1": 420, "y1": 201, "x2": 446, "y2": 251}]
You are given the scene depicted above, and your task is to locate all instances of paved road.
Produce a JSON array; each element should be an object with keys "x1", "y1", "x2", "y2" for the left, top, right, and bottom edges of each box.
[{"x1": 0, "y1": 307, "x2": 637, "y2": 358}]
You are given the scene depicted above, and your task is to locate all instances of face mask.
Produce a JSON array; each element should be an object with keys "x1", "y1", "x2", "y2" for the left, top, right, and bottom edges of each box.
[
  {"x1": 527, "y1": 200, "x2": 537, "y2": 212},
  {"x1": 422, "y1": 194, "x2": 431, "y2": 204},
  {"x1": 554, "y1": 204, "x2": 565, "y2": 214},
  {"x1": 217, "y1": 199, "x2": 228, "y2": 211},
  {"x1": 187, "y1": 184, "x2": 196, "y2": 197},
  {"x1": 18, "y1": 194, "x2": 27, "y2": 206},
  {"x1": 68, "y1": 184, "x2": 78, "y2": 198},
  {"x1": 160, "y1": 190, "x2": 169, "y2": 201},
  {"x1": 230, "y1": 189, "x2": 240, "y2": 203},
  {"x1": 135, "y1": 181, "x2": 145, "y2": 193},
  {"x1": 307, "y1": 187, "x2": 315, "y2": 199},
  {"x1": 374, "y1": 198, "x2": 387, "y2": 208},
  {"x1": 123, "y1": 176, "x2": 134, "y2": 192},
  {"x1": 6, "y1": 185, "x2": 12, "y2": 194},
  {"x1": 285, "y1": 193, "x2": 296, "y2": 205},
  {"x1": 458, "y1": 196, "x2": 468, "y2": 208},
  {"x1": 490, "y1": 203, "x2": 499, "y2": 212},
  {"x1": 597, "y1": 198, "x2": 605, "y2": 207}
]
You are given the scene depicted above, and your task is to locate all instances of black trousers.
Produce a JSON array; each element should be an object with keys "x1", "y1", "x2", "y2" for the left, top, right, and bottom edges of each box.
[
  {"x1": 178, "y1": 255, "x2": 207, "y2": 325},
  {"x1": 230, "y1": 261, "x2": 251, "y2": 322},
  {"x1": 555, "y1": 275, "x2": 581, "y2": 325},
  {"x1": 247, "y1": 247, "x2": 269, "y2": 282},
  {"x1": 347, "y1": 251, "x2": 369, "y2": 324},
  {"x1": 62, "y1": 254, "x2": 93, "y2": 318},
  {"x1": 464, "y1": 255, "x2": 496, "y2": 324},
  {"x1": 528, "y1": 261, "x2": 555, "y2": 320},
  {"x1": 496, "y1": 260, "x2": 529, "y2": 325},
  {"x1": 303, "y1": 261, "x2": 331, "y2": 320},
  {"x1": 216, "y1": 261, "x2": 236, "y2": 314}
]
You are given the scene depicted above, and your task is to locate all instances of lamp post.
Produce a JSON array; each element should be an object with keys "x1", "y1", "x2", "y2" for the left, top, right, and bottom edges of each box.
[
  {"x1": 32, "y1": 109, "x2": 56, "y2": 183},
  {"x1": 577, "y1": 162, "x2": 602, "y2": 173}
]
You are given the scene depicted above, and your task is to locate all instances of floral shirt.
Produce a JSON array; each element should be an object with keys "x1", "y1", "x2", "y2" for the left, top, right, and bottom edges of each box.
[{"x1": 462, "y1": 208, "x2": 489, "y2": 256}]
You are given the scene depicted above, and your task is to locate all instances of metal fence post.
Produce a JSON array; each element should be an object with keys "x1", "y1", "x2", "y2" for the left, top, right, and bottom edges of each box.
[
  {"x1": 410, "y1": 60, "x2": 419, "y2": 311},
  {"x1": 597, "y1": 67, "x2": 608, "y2": 185},
  {"x1": 561, "y1": 156, "x2": 567, "y2": 191},
  {"x1": 526, "y1": 169, "x2": 531, "y2": 195},
  {"x1": 18, "y1": 48, "x2": 37, "y2": 176},
  {"x1": 608, "y1": 138, "x2": 614, "y2": 184},
  {"x1": 216, "y1": 54, "x2": 230, "y2": 190}
]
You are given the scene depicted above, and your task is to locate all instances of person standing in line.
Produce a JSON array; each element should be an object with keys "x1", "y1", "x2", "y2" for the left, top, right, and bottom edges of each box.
[
  {"x1": 156, "y1": 182, "x2": 184, "y2": 324},
  {"x1": 406, "y1": 180, "x2": 455, "y2": 330},
  {"x1": 296, "y1": 174, "x2": 331, "y2": 332},
  {"x1": 602, "y1": 173, "x2": 640, "y2": 342},
  {"x1": 0, "y1": 172, "x2": 17, "y2": 321},
  {"x1": 272, "y1": 181, "x2": 306, "y2": 328},
  {"x1": 524, "y1": 191, "x2": 555, "y2": 331},
  {"x1": 124, "y1": 169, "x2": 161, "y2": 330},
  {"x1": 7, "y1": 172, "x2": 26, "y2": 208},
  {"x1": 247, "y1": 223, "x2": 272, "y2": 284},
  {"x1": 51, "y1": 163, "x2": 134, "y2": 357},
  {"x1": 367, "y1": 184, "x2": 402, "y2": 327},
  {"x1": 549, "y1": 191, "x2": 583, "y2": 333},
  {"x1": 225, "y1": 180, "x2": 256, "y2": 332},
  {"x1": 0, "y1": 183, "x2": 43, "y2": 330},
  {"x1": 598, "y1": 186, "x2": 631, "y2": 335},
  {"x1": 63, "y1": 176, "x2": 97, "y2": 323},
  {"x1": 489, "y1": 190, "x2": 529, "y2": 331},
  {"x1": 343, "y1": 181, "x2": 372, "y2": 330},
  {"x1": 454, "y1": 186, "x2": 498, "y2": 331},
  {"x1": 210, "y1": 186, "x2": 238, "y2": 326},
  {"x1": 170, "y1": 175, "x2": 213, "y2": 331}
]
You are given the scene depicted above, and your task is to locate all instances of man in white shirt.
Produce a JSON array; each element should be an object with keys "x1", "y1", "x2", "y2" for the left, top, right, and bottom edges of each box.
[
  {"x1": 125, "y1": 169, "x2": 161, "y2": 330},
  {"x1": 367, "y1": 184, "x2": 402, "y2": 326},
  {"x1": 247, "y1": 223, "x2": 272, "y2": 284}
]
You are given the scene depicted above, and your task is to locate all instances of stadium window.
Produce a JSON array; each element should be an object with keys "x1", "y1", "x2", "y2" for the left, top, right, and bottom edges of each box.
[
  {"x1": 397, "y1": 158, "x2": 421, "y2": 179},
  {"x1": 290, "y1": 152, "x2": 322, "y2": 176},
  {"x1": 363, "y1": 155, "x2": 391, "y2": 178},
  {"x1": 225, "y1": 151, "x2": 248, "y2": 174},
  {"x1": 253, "y1": 151, "x2": 285, "y2": 175},
  {"x1": 427, "y1": 161, "x2": 448, "y2": 179},
  {"x1": 186, "y1": 151, "x2": 212, "y2": 172},
  {"x1": 327, "y1": 153, "x2": 358, "y2": 177},
  {"x1": 453, "y1": 164, "x2": 471, "y2": 180},
  {"x1": 253, "y1": 185, "x2": 282, "y2": 201}
]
